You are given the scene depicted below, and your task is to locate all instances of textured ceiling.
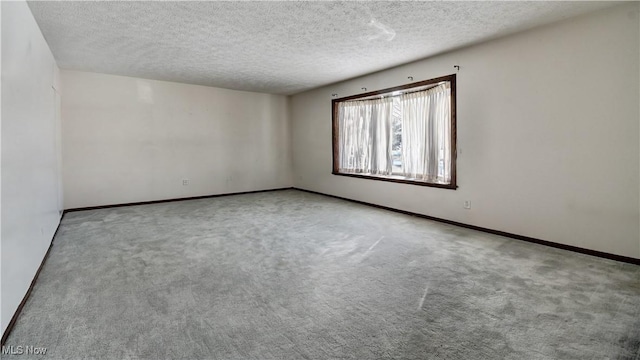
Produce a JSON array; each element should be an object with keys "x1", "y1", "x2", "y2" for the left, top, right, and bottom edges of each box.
[{"x1": 28, "y1": 1, "x2": 619, "y2": 95}]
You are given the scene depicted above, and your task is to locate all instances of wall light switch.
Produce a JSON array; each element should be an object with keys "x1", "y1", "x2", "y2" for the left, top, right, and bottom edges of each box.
[
  {"x1": 463, "y1": 201, "x2": 471, "y2": 209},
  {"x1": 182, "y1": 179, "x2": 189, "y2": 186}
]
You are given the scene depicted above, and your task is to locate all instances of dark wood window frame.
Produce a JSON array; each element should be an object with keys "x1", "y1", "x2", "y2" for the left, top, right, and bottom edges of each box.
[{"x1": 331, "y1": 74, "x2": 457, "y2": 189}]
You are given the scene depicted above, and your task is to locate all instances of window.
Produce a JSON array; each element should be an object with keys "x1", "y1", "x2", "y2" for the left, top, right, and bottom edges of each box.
[{"x1": 332, "y1": 74, "x2": 457, "y2": 189}]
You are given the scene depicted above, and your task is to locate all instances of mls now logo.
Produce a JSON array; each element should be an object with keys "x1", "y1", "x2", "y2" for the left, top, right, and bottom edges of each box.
[{"x1": 1, "y1": 345, "x2": 48, "y2": 355}]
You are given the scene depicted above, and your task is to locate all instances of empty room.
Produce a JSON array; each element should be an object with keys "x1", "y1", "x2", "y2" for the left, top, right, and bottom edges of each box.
[{"x1": 1, "y1": 1, "x2": 639, "y2": 359}]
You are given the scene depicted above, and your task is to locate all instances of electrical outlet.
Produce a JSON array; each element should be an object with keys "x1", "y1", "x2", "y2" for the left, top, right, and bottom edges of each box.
[
  {"x1": 463, "y1": 201, "x2": 471, "y2": 209},
  {"x1": 182, "y1": 179, "x2": 189, "y2": 186}
]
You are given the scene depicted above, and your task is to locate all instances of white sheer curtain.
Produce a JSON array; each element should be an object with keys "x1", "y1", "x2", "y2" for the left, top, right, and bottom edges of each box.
[
  {"x1": 401, "y1": 83, "x2": 451, "y2": 184},
  {"x1": 338, "y1": 97, "x2": 394, "y2": 175}
]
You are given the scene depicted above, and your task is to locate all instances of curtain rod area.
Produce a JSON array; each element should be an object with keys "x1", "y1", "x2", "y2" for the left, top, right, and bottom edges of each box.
[{"x1": 343, "y1": 81, "x2": 449, "y2": 102}]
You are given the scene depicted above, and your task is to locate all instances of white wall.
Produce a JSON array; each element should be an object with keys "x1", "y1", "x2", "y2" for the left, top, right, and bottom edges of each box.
[
  {"x1": 291, "y1": 3, "x2": 640, "y2": 259},
  {"x1": 61, "y1": 71, "x2": 292, "y2": 209},
  {"x1": 1, "y1": 1, "x2": 63, "y2": 336}
]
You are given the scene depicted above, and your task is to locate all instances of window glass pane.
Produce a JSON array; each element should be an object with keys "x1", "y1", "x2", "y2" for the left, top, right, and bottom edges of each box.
[{"x1": 391, "y1": 97, "x2": 403, "y2": 174}]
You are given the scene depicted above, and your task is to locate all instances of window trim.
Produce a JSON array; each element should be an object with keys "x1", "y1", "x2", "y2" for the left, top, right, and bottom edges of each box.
[{"x1": 331, "y1": 74, "x2": 457, "y2": 189}]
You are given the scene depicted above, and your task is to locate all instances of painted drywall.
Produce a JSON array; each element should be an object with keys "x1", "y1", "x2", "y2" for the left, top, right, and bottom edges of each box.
[
  {"x1": 61, "y1": 71, "x2": 292, "y2": 209},
  {"x1": 291, "y1": 3, "x2": 640, "y2": 259},
  {"x1": 1, "y1": 1, "x2": 63, "y2": 336}
]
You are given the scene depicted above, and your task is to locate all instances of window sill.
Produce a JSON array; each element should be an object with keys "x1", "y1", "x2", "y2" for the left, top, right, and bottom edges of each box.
[{"x1": 332, "y1": 171, "x2": 457, "y2": 189}]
